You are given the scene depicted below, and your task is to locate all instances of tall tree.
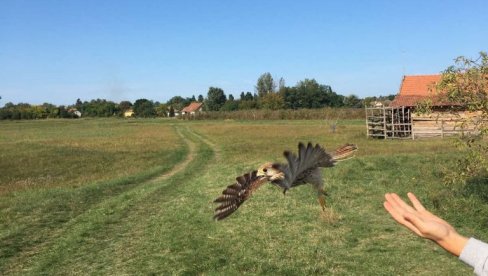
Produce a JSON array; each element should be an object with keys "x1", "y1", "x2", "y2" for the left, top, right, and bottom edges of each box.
[
  {"x1": 198, "y1": 94, "x2": 204, "y2": 102},
  {"x1": 119, "y1": 101, "x2": 132, "y2": 112},
  {"x1": 255, "y1": 72, "x2": 276, "y2": 97},
  {"x1": 154, "y1": 103, "x2": 168, "y2": 117},
  {"x1": 243, "y1": 92, "x2": 254, "y2": 101},
  {"x1": 278, "y1": 77, "x2": 286, "y2": 92},
  {"x1": 75, "y1": 98, "x2": 83, "y2": 110},
  {"x1": 260, "y1": 93, "x2": 285, "y2": 110},
  {"x1": 166, "y1": 96, "x2": 187, "y2": 110},
  {"x1": 343, "y1": 94, "x2": 363, "y2": 108},
  {"x1": 205, "y1": 87, "x2": 227, "y2": 111},
  {"x1": 133, "y1": 99, "x2": 155, "y2": 117}
]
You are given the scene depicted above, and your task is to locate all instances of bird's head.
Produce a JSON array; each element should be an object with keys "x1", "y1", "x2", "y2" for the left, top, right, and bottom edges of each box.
[{"x1": 257, "y1": 162, "x2": 285, "y2": 181}]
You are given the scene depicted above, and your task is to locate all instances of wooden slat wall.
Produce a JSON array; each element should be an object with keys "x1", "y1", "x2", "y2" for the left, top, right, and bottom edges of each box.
[{"x1": 411, "y1": 111, "x2": 481, "y2": 139}]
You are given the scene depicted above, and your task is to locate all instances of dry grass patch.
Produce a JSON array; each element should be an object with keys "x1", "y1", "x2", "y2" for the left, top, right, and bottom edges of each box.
[{"x1": 0, "y1": 119, "x2": 183, "y2": 194}]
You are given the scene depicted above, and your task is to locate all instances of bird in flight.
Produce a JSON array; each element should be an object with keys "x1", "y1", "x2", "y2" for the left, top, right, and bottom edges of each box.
[{"x1": 213, "y1": 142, "x2": 357, "y2": 220}]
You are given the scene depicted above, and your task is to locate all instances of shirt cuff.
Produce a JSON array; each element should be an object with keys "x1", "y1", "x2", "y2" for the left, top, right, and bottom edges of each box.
[{"x1": 459, "y1": 237, "x2": 488, "y2": 275}]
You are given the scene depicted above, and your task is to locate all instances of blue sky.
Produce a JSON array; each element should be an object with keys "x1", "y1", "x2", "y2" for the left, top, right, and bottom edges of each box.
[{"x1": 1, "y1": 0, "x2": 487, "y2": 105}]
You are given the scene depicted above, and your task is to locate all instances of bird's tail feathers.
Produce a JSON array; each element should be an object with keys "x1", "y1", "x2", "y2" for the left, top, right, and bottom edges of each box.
[{"x1": 331, "y1": 143, "x2": 358, "y2": 162}]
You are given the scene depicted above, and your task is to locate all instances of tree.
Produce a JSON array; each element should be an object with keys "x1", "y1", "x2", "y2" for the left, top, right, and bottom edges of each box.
[
  {"x1": 343, "y1": 94, "x2": 363, "y2": 108},
  {"x1": 259, "y1": 92, "x2": 285, "y2": 110},
  {"x1": 221, "y1": 100, "x2": 239, "y2": 111},
  {"x1": 437, "y1": 52, "x2": 488, "y2": 185},
  {"x1": 133, "y1": 99, "x2": 155, "y2": 117},
  {"x1": 166, "y1": 96, "x2": 187, "y2": 110},
  {"x1": 278, "y1": 77, "x2": 286, "y2": 92},
  {"x1": 205, "y1": 87, "x2": 226, "y2": 111},
  {"x1": 119, "y1": 101, "x2": 132, "y2": 112},
  {"x1": 238, "y1": 100, "x2": 258, "y2": 110},
  {"x1": 256, "y1": 72, "x2": 276, "y2": 97},
  {"x1": 154, "y1": 103, "x2": 168, "y2": 117},
  {"x1": 280, "y1": 79, "x2": 343, "y2": 109},
  {"x1": 198, "y1": 94, "x2": 204, "y2": 102},
  {"x1": 75, "y1": 98, "x2": 83, "y2": 111},
  {"x1": 78, "y1": 99, "x2": 117, "y2": 117},
  {"x1": 169, "y1": 106, "x2": 175, "y2": 117},
  {"x1": 243, "y1": 92, "x2": 254, "y2": 101},
  {"x1": 237, "y1": 92, "x2": 257, "y2": 110}
]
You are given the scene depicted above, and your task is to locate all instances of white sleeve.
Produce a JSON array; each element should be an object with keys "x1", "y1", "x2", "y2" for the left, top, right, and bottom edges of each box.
[{"x1": 459, "y1": 237, "x2": 488, "y2": 276}]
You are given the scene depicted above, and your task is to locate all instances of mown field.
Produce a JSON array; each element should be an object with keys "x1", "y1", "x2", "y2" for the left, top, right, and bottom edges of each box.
[{"x1": 1, "y1": 118, "x2": 487, "y2": 275}]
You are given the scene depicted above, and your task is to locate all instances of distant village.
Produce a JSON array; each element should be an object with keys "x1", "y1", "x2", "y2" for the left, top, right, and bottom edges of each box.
[{"x1": 0, "y1": 73, "x2": 396, "y2": 120}]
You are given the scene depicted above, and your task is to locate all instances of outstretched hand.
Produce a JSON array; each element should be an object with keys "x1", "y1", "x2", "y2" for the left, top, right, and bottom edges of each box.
[{"x1": 384, "y1": 192, "x2": 468, "y2": 256}]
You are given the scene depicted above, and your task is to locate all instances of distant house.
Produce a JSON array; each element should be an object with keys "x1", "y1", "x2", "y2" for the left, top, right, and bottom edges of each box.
[
  {"x1": 372, "y1": 101, "x2": 384, "y2": 108},
  {"x1": 366, "y1": 74, "x2": 480, "y2": 139},
  {"x1": 68, "y1": 108, "x2": 82, "y2": 118},
  {"x1": 181, "y1": 102, "x2": 204, "y2": 115},
  {"x1": 124, "y1": 109, "x2": 134, "y2": 117}
]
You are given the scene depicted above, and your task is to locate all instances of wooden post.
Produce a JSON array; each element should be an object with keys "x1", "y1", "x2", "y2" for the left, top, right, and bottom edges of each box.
[
  {"x1": 412, "y1": 115, "x2": 415, "y2": 140},
  {"x1": 441, "y1": 119, "x2": 444, "y2": 138},
  {"x1": 391, "y1": 108, "x2": 394, "y2": 138},
  {"x1": 365, "y1": 107, "x2": 369, "y2": 138}
]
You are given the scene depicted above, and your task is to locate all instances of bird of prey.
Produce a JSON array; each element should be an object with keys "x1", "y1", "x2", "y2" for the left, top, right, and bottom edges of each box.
[{"x1": 213, "y1": 142, "x2": 357, "y2": 220}]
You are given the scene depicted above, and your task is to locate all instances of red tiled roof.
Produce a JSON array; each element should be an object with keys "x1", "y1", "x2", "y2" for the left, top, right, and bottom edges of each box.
[
  {"x1": 390, "y1": 95, "x2": 426, "y2": 107},
  {"x1": 181, "y1": 102, "x2": 203, "y2": 113},
  {"x1": 390, "y1": 75, "x2": 443, "y2": 107}
]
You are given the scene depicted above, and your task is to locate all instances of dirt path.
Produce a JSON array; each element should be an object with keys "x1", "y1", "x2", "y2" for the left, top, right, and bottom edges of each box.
[
  {"x1": 3, "y1": 125, "x2": 216, "y2": 274},
  {"x1": 183, "y1": 126, "x2": 221, "y2": 161},
  {"x1": 150, "y1": 127, "x2": 197, "y2": 182},
  {"x1": 151, "y1": 125, "x2": 219, "y2": 181}
]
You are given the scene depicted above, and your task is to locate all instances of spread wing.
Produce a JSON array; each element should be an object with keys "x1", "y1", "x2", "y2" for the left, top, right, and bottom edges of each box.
[
  {"x1": 213, "y1": 171, "x2": 268, "y2": 221},
  {"x1": 282, "y1": 142, "x2": 335, "y2": 187}
]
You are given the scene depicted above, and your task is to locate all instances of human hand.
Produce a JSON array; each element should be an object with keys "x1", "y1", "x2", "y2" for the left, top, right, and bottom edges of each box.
[{"x1": 384, "y1": 192, "x2": 468, "y2": 256}]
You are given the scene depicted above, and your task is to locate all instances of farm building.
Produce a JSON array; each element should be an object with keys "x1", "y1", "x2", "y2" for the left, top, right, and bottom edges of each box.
[
  {"x1": 123, "y1": 109, "x2": 134, "y2": 117},
  {"x1": 181, "y1": 102, "x2": 204, "y2": 115},
  {"x1": 68, "y1": 108, "x2": 82, "y2": 118},
  {"x1": 366, "y1": 74, "x2": 480, "y2": 139}
]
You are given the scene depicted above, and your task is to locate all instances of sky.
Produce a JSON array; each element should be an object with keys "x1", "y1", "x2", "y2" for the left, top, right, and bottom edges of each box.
[{"x1": 1, "y1": 0, "x2": 487, "y2": 106}]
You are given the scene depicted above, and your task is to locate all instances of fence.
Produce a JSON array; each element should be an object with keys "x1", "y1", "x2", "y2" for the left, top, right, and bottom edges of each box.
[{"x1": 366, "y1": 107, "x2": 412, "y2": 139}]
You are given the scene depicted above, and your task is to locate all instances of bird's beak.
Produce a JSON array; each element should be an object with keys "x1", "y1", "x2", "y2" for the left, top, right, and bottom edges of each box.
[{"x1": 256, "y1": 169, "x2": 266, "y2": 178}]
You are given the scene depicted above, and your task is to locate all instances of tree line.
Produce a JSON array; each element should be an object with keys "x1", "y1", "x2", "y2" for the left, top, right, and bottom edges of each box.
[{"x1": 0, "y1": 73, "x2": 394, "y2": 120}]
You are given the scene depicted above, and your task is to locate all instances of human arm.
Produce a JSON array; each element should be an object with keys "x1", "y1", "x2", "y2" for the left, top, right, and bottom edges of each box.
[
  {"x1": 383, "y1": 192, "x2": 468, "y2": 256},
  {"x1": 384, "y1": 192, "x2": 488, "y2": 275}
]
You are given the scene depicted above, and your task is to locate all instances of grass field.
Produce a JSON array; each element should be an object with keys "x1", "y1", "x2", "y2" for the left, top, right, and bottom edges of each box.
[{"x1": 1, "y1": 118, "x2": 487, "y2": 275}]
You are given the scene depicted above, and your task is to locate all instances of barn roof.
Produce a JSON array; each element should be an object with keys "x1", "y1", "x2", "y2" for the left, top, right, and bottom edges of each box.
[
  {"x1": 181, "y1": 102, "x2": 203, "y2": 113},
  {"x1": 390, "y1": 75, "x2": 444, "y2": 107}
]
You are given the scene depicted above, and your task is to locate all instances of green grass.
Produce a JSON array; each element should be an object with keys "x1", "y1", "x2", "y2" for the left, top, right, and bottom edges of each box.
[{"x1": 1, "y1": 118, "x2": 487, "y2": 275}]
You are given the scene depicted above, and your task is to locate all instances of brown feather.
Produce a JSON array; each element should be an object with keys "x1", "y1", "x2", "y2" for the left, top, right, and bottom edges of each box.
[
  {"x1": 213, "y1": 171, "x2": 268, "y2": 221},
  {"x1": 331, "y1": 143, "x2": 358, "y2": 161}
]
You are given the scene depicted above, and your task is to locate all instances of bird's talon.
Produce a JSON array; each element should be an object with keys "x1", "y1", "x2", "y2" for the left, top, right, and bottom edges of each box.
[{"x1": 319, "y1": 194, "x2": 327, "y2": 211}]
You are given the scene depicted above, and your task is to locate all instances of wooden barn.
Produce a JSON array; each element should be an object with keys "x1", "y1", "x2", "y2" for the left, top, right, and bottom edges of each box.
[{"x1": 366, "y1": 74, "x2": 479, "y2": 139}]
